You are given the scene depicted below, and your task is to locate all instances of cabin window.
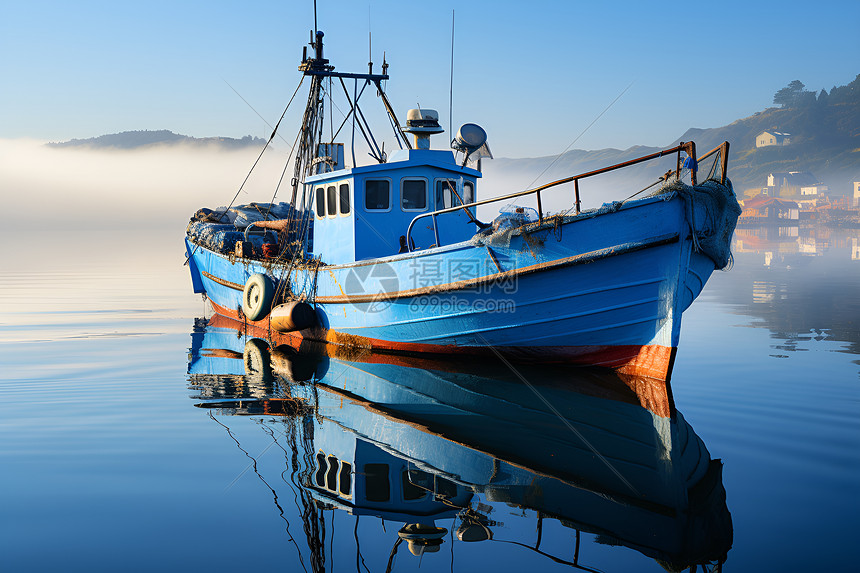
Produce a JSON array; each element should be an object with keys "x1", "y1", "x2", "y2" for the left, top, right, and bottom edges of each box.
[
  {"x1": 315, "y1": 187, "x2": 326, "y2": 218},
  {"x1": 364, "y1": 463, "x2": 390, "y2": 502},
  {"x1": 435, "y1": 179, "x2": 458, "y2": 209},
  {"x1": 315, "y1": 452, "x2": 327, "y2": 487},
  {"x1": 339, "y1": 183, "x2": 350, "y2": 215},
  {"x1": 436, "y1": 475, "x2": 458, "y2": 499},
  {"x1": 402, "y1": 470, "x2": 428, "y2": 501},
  {"x1": 339, "y1": 462, "x2": 352, "y2": 496},
  {"x1": 405, "y1": 468, "x2": 433, "y2": 491},
  {"x1": 401, "y1": 178, "x2": 428, "y2": 211},
  {"x1": 326, "y1": 186, "x2": 337, "y2": 217},
  {"x1": 365, "y1": 179, "x2": 390, "y2": 210},
  {"x1": 326, "y1": 455, "x2": 338, "y2": 490},
  {"x1": 464, "y1": 181, "x2": 475, "y2": 204}
]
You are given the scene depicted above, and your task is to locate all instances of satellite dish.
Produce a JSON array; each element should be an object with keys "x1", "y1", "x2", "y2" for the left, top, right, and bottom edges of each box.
[
  {"x1": 454, "y1": 123, "x2": 487, "y2": 151},
  {"x1": 452, "y1": 123, "x2": 492, "y2": 166}
]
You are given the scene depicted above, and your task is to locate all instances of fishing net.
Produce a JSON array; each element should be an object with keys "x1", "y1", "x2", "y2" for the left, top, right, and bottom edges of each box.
[
  {"x1": 656, "y1": 178, "x2": 741, "y2": 269},
  {"x1": 467, "y1": 178, "x2": 740, "y2": 270},
  {"x1": 190, "y1": 202, "x2": 295, "y2": 227},
  {"x1": 187, "y1": 201, "x2": 295, "y2": 254},
  {"x1": 187, "y1": 221, "x2": 278, "y2": 254},
  {"x1": 230, "y1": 202, "x2": 294, "y2": 229},
  {"x1": 469, "y1": 204, "x2": 539, "y2": 248}
]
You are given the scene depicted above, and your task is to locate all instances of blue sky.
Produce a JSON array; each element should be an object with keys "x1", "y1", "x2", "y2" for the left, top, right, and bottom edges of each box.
[{"x1": 1, "y1": 0, "x2": 857, "y2": 157}]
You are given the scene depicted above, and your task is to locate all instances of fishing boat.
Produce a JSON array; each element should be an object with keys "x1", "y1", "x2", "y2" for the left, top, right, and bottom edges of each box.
[
  {"x1": 184, "y1": 29, "x2": 741, "y2": 381},
  {"x1": 187, "y1": 316, "x2": 732, "y2": 570}
]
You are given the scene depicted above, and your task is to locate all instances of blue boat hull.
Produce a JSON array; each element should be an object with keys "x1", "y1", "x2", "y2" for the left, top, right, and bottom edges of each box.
[{"x1": 187, "y1": 193, "x2": 719, "y2": 379}]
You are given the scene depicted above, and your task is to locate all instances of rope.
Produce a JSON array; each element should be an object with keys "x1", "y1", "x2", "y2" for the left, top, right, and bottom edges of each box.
[
  {"x1": 611, "y1": 167, "x2": 692, "y2": 211},
  {"x1": 444, "y1": 178, "x2": 486, "y2": 227},
  {"x1": 621, "y1": 178, "x2": 666, "y2": 204}
]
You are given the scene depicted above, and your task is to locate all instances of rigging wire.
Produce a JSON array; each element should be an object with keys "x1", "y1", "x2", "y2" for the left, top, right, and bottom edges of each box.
[
  {"x1": 222, "y1": 78, "x2": 295, "y2": 148},
  {"x1": 184, "y1": 76, "x2": 306, "y2": 265},
  {"x1": 335, "y1": 78, "x2": 380, "y2": 161},
  {"x1": 264, "y1": 127, "x2": 304, "y2": 222},
  {"x1": 352, "y1": 78, "x2": 358, "y2": 166},
  {"x1": 354, "y1": 516, "x2": 372, "y2": 573},
  {"x1": 207, "y1": 412, "x2": 310, "y2": 573},
  {"x1": 526, "y1": 81, "x2": 634, "y2": 189},
  {"x1": 280, "y1": 417, "x2": 315, "y2": 570},
  {"x1": 328, "y1": 75, "x2": 334, "y2": 143},
  {"x1": 384, "y1": 104, "x2": 404, "y2": 150}
]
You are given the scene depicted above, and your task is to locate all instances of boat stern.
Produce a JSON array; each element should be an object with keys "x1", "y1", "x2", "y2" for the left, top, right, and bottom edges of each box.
[{"x1": 185, "y1": 238, "x2": 206, "y2": 295}]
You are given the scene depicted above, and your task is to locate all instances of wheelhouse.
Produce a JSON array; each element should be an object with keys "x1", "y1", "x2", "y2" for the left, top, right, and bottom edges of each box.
[{"x1": 306, "y1": 148, "x2": 481, "y2": 265}]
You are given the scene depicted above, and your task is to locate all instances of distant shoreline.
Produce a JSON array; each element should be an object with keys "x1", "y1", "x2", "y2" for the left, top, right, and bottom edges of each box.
[{"x1": 46, "y1": 129, "x2": 265, "y2": 150}]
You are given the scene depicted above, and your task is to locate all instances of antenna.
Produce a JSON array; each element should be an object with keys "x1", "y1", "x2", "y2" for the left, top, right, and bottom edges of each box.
[
  {"x1": 449, "y1": 10, "x2": 455, "y2": 138},
  {"x1": 368, "y1": 5, "x2": 373, "y2": 74},
  {"x1": 313, "y1": 0, "x2": 318, "y2": 36}
]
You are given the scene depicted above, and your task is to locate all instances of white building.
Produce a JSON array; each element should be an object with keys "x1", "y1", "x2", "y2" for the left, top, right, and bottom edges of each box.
[
  {"x1": 756, "y1": 131, "x2": 791, "y2": 148},
  {"x1": 798, "y1": 184, "x2": 828, "y2": 208},
  {"x1": 800, "y1": 184, "x2": 827, "y2": 196}
]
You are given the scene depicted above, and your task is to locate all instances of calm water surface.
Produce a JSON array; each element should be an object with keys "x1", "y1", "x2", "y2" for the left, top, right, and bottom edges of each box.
[{"x1": 1, "y1": 227, "x2": 858, "y2": 572}]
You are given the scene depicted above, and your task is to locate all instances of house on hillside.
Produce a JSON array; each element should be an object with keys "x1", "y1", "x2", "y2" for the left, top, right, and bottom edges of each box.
[
  {"x1": 764, "y1": 171, "x2": 819, "y2": 197},
  {"x1": 798, "y1": 183, "x2": 828, "y2": 209},
  {"x1": 756, "y1": 131, "x2": 791, "y2": 148},
  {"x1": 739, "y1": 196, "x2": 800, "y2": 224}
]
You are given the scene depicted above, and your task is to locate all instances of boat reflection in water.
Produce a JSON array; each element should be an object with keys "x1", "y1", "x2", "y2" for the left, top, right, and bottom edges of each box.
[{"x1": 188, "y1": 315, "x2": 732, "y2": 571}]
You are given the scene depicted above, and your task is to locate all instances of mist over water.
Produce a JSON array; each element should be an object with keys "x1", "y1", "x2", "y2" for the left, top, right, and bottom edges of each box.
[
  {"x1": 1, "y1": 138, "x2": 859, "y2": 571},
  {"x1": 0, "y1": 139, "x2": 293, "y2": 231},
  {"x1": 0, "y1": 137, "x2": 693, "y2": 238}
]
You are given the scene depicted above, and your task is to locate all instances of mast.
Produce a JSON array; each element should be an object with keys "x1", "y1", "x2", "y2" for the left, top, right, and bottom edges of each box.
[
  {"x1": 290, "y1": 30, "x2": 331, "y2": 211},
  {"x1": 285, "y1": 31, "x2": 407, "y2": 257},
  {"x1": 292, "y1": 30, "x2": 405, "y2": 202}
]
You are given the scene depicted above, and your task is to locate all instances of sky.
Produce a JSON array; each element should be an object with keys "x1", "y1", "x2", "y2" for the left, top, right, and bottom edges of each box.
[{"x1": 1, "y1": 0, "x2": 858, "y2": 158}]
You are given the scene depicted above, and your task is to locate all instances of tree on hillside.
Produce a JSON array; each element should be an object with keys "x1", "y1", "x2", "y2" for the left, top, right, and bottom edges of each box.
[
  {"x1": 829, "y1": 74, "x2": 860, "y2": 104},
  {"x1": 773, "y1": 80, "x2": 814, "y2": 108}
]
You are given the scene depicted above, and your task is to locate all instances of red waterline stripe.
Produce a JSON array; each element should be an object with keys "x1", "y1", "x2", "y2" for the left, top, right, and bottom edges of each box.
[{"x1": 207, "y1": 300, "x2": 673, "y2": 381}]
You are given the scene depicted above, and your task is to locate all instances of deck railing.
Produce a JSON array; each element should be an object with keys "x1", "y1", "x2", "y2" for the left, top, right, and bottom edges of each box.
[{"x1": 406, "y1": 140, "x2": 730, "y2": 252}]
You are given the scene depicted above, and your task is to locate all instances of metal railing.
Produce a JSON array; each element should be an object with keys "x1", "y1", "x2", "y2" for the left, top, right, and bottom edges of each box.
[{"x1": 406, "y1": 140, "x2": 729, "y2": 252}]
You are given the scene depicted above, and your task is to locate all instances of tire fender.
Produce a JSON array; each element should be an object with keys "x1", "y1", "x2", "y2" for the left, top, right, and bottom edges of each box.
[
  {"x1": 242, "y1": 273, "x2": 274, "y2": 321},
  {"x1": 243, "y1": 338, "x2": 272, "y2": 381}
]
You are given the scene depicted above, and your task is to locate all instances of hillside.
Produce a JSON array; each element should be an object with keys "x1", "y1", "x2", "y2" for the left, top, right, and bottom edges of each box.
[
  {"x1": 47, "y1": 130, "x2": 265, "y2": 150},
  {"x1": 45, "y1": 76, "x2": 859, "y2": 201},
  {"x1": 488, "y1": 74, "x2": 860, "y2": 202},
  {"x1": 673, "y1": 75, "x2": 860, "y2": 194}
]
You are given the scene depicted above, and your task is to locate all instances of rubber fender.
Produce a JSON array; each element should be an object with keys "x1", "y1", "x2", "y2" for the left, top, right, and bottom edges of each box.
[
  {"x1": 270, "y1": 345, "x2": 320, "y2": 383},
  {"x1": 270, "y1": 301, "x2": 316, "y2": 332},
  {"x1": 242, "y1": 273, "x2": 274, "y2": 321}
]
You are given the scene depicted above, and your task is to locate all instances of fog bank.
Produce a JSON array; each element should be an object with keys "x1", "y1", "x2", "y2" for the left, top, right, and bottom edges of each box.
[{"x1": 0, "y1": 139, "x2": 291, "y2": 232}]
